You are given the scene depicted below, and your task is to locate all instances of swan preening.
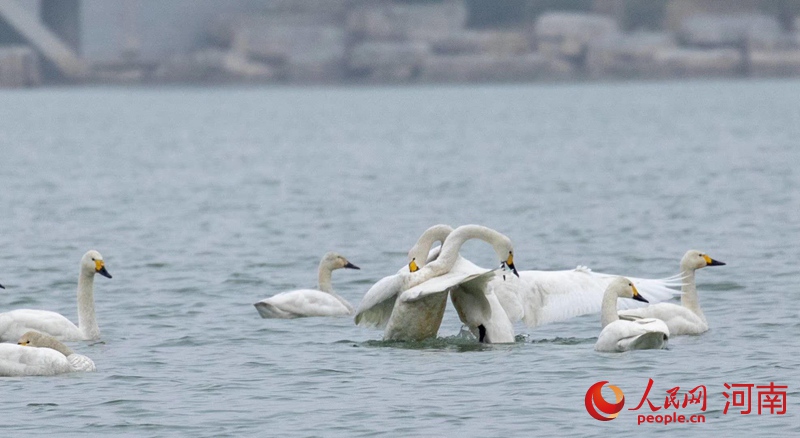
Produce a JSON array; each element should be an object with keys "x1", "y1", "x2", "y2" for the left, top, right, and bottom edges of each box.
[
  {"x1": 0, "y1": 250, "x2": 112, "y2": 342},
  {"x1": 254, "y1": 252, "x2": 360, "y2": 319},
  {"x1": 618, "y1": 250, "x2": 725, "y2": 335},
  {"x1": 0, "y1": 331, "x2": 96, "y2": 376},
  {"x1": 595, "y1": 277, "x2": 670, "y2": 352}
]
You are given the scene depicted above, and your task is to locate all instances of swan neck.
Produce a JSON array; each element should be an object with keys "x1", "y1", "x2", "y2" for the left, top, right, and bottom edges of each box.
[
  {"x1": 317, "y1": 262, "x2": 334, "y2": 294},
  {"x1": 41, "y1": 336, "x2": 74, "y2": 357},
  {"x1": 680, "y1": 269, "x2": 705, "y2": 321},
  {"x1": 77, "y1": 271, "x2": 99, "y2": 339},
  {"x1": 412, "y1": 225, "x2": 453, "y2": 267},
  {"x1": 601, "y1": 289, "x2": 620, "y2": 328},
  {"x1": 430, "y1": 225, "x2": 502, "y2": 276}
]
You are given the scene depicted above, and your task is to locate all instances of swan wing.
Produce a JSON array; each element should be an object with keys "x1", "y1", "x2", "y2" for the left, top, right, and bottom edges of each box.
[
  {"x1": 595, "y1": 319, "x2": 670, "y2": 352},
  {"x1": 0, "y1": 344, "x2": 72, "y2": 376},
  {"x1": 0, "y1": 309, "x2": 82, "y2": 342},
  {"x1": 400, "y1": 268, "x2": 494, "y2": 304},
  {"x1": 254, "y1": 289, "x2": 351, "y2": 318},
  {"x1": 354, "y1": 274, "x2": 406, "y2": 328},
  {"x1": 494, "y1": 268, "x2": 681, "y2": 328},
  {"x1": 67, "y1": 354, "x2": 96, "y2": 372}
]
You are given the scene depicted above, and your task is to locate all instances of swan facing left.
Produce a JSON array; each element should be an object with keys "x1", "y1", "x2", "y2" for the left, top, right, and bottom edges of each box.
[
  {"x1": 0, "y1": 250, "x2": 112, "y2": 342},
  {"x1": 595, "y1": 277, "x2": 670, "y2": 353},
  {"x1": 0, "y1": 331, "x2": 96, "y2": 376},
  {"x1": 254, "y1": 252, "x2": 360, "y2": 319}
]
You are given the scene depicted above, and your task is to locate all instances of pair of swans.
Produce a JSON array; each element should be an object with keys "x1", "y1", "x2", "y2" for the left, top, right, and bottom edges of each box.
[
  {"x1": 356, "y1": 224, "x2": 688, "y2": 344},
  {"x1": 0, "y1": 250, "x2": 112, "y2": 342},
  {"x1": 356, "y1": 224, "x2": 520, "y2": 343},
  {"x1": 0, "y1": 331, "x2": 95, "y2": 376},
  {"x1": 253, "y1": 252, "x2": 360, "y2": 318},
  {"x1": 596, "y1": 249, "x2": 725, "y2": 352}
]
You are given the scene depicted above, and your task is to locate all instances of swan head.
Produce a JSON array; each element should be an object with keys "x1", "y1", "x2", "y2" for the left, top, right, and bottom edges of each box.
[
  {"x1": 81, "y1": 250, "x2": 112, "y2": 278},
  {"x1": 18, "y1": 331, "x2": 74, "y2": 356},
  {"x1": 609, "y1": 277, "x2": 648, "y2": 303},
  {"x1": 681, "y1": 250, "x2": 726, "y2": 271},
  {"x1": 494, "y1": 243, "x2": 518, "y2": 277},
  {"x1": 321, "y1": 252, "x2": 360, "y2": 271}
]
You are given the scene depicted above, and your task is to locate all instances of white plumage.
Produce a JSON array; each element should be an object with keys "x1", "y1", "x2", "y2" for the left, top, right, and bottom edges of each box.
[
  {"x1": 618, "y1": 250, "x2": 725, "y2": 335},
  {"x1": 0, "y1": 250, "x2": 112, "y2": 342},
  {"x1": 595, "y1": 277, "x2": 670, "y2": 352},
  {"x1": 0, "y1": 331, "x2": 96, "y2": 377},
  {"x1": 254, "y1": 252, "x2": 359, "y2": 319}
]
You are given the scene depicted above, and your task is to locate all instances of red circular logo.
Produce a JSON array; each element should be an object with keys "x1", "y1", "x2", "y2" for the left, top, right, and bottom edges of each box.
[{"x1": 585, "y1": 381, "x2": 625, "y2": 421}]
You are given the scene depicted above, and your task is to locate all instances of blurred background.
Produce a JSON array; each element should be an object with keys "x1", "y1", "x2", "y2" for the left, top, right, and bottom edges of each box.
[{"x1": 3, "y1": 0, "x2": 800, "y2": 87}]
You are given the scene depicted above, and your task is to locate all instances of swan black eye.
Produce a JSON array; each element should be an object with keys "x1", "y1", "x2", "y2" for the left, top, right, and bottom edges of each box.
[{"x1": 91, "y1": 258, "x2": 96, "y2": 261}]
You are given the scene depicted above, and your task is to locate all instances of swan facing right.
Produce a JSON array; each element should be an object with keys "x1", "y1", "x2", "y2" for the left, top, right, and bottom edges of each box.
[
  {"x1": 0, "y1": 250, "x2": 112, "y2": 342},
  {"x1": 0, "y1": 331, "x2": 96, "y2": 376},
  {"x1": 595, "y1": 277, "x2": 670, "y2": 353},
  {"x1": 254, "y1": 252, "x2": 360, "y2": 319}
]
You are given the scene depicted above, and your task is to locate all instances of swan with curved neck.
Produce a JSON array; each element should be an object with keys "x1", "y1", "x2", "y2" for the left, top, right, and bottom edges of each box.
[
  {"x1": 0, "y1": 250, "x2": 112, "y2": 342},
  {"x1": 618, "y1": 250, "x2": 725, "y2": 335},
  {"x1": 382, "y1": 224, "x2": 518, "y2": 342},
  {"x1": 0, "y1": 331, "x2": 96, "y2": 376},
  {"x1": 254, "y1": 252, "x2": 360, "y2": 319},
  {"x1": 354, "y1": 224, "x2": 453, "y2": 329},
  {"x1": 595, "y1": 277, "x2": 669, "y2": 352}
]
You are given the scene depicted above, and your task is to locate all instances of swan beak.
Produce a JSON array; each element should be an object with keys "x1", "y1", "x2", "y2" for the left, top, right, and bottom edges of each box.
[
  {"x1": 344, "y1": 262, "x2": 360, "y2": 270},
  {"x1": 505, "y1": 253, "x2": 519, "y2": 277},
  {"x1": 0, "y1": 283, "x2": 4, "y2": 289},
  {"x1": 631, "y1": 285, "x2": 649, "y2": 303},
  {"x1": 703, "y1": 255, "x2": 726, "y2": 266},
  {"x1": 95, "y1": 260, "x2": 113, "y2": 278},
  {"x1": 408, "y1": 258, "x2": 419, "y2": 273}
]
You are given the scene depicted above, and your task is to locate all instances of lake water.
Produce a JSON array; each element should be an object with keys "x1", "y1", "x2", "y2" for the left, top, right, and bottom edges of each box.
[{"x1": 1, "y1": 80, "x2": 798, "y2": 437}]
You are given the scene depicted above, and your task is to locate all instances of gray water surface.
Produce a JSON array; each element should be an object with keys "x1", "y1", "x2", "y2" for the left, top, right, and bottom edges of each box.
[{"x1": 1, "y1": 81, "x2": 798, "y2": 437}]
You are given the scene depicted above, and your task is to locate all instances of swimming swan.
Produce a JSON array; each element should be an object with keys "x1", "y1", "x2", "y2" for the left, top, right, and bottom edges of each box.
[
  {"x1": 254, "y1": 252, "x2": 360, "y2": 318},
  {"x1": 0, "y1": 331, "x2": 96, "y2": 376},
  {"x1": 357, "y1": 224, "x2": 519, "y2": 342},
  {"x1": 595, "y1": 277, "x2": 669, "y2": 352},
  {"x1": 0, "y1": 250, "x2": 112, "y2": 342},
  {"x1": 617, "y1": 250, "x2": 725, "y2": 335}
]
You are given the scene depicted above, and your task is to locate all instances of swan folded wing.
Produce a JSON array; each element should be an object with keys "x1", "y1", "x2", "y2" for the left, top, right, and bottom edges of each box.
[
  {"x1": 0, "y1": 309, "x2": 80, "y2": 342},
  {"x1": 399, "y1": 268, "x2": 493, "y2": 304},
  {"x1": 354, "y1": 274, "x2": 405, "y2": 328},
  {"x1": 67, "y1": 354, "x2": 96, "y2": 372},
  {"x1": 0, "y1": 344, "x2": 72, "y2": 376},
  {"x1": 260, "y1": 290, "x2": 350, "y2": 318}
]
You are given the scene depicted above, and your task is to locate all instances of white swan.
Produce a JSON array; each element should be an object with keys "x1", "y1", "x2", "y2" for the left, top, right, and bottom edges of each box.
[
  {"x1": 254, "y1": 252, "x2": 360, "y2": 318},
  {"x1": 595, "y1": 277, "x2": 670, "y2": 352},
  {"x1": 0, "y1": 250, "x2": 112, "y2": 342},
  {"x1": 0, "y1": 331, "x2": 96, "y2": 376},
  {"x1": 357, "y1": 224, "x2": 519, "y2": 343},
  {"x1": 354, "y1": 224, "x2": 453, "y2": 329},
  {"x1": 617, "y1": 250, "x2": 725, "y2": 335}
]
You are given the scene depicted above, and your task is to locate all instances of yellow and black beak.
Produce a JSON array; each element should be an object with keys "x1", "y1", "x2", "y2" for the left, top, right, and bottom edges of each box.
[
  {"x1": 344, "y1": 261, "x2": 360, "y2": 270},
  {"x1": 703, "y1": 255, "x2": 726, "y2": 267},
  {"x1": 95, "y1": 260, "x2": 113, "y2": 279},
  {"x1": 408, "y1": 258, "x2": 419, "y2": 273},
  {"x1": 631, "y1": 284, "x2": 649, "y2": 303},
  {"x1": 504, "y1": 253, "x2": 519, "y2": 277}
]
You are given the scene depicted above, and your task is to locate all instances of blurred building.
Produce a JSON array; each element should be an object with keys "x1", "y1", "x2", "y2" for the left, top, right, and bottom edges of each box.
[{"x1": 2, "y1": 0, "x2": 800, "y2": 87}]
